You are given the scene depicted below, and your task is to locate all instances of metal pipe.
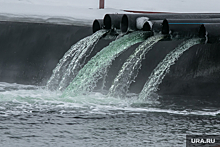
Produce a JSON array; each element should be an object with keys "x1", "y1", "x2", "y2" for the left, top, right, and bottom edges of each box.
[
  {"x1": 92, "y1": 19, "x2": 104, "y2": 33},
  {"x1": 162, "y1": 19, "x2": 220, "y2": 38},
  {"x1": 121, "y1": 13, "x2": 220, "y2": 33},
  {"x1": 199, "y1": 23, "x2": 220, "y2": 43},
  {"x1": 143, "y1": 20, "x2": 164, "y2": 32},
  {"x1": 104, "y1": 14, "x2": 124, "y2": 30},
  {"x1": 136, "y1": 17, "x2": 150, "y2": 30}
]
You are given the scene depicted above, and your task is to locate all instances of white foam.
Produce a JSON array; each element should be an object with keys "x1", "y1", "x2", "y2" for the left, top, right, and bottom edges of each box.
[{"x1": 0, "y1": 82, "x2": 219, "y2": 117}]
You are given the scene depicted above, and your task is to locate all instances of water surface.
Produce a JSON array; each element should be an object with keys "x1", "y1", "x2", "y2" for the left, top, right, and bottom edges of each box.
[{"x1": 0, "y1": 82, "x2": 219, "y2": 147}]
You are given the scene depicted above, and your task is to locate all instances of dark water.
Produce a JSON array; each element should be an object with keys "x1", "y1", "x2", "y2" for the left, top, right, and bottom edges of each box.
[{"x1": 0, "y1": 82, "x2": 220, "y2": 147}]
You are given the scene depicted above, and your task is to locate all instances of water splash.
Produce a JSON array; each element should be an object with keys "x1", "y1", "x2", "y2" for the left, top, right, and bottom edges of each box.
[
  {"x1": 108, "y1": 34, "x2": 165, "y2": 98},
  {"x1": 0, "y1": 82, "x2": 219, "y2": 117},
  {"x1": 139, "y1": 38, "x2": 202, "y2": 100},
  {"x1": 57, "y1": 33, "x2": 103, "y2": 90},
  {"x1": 63, "y1": 31, "x2": 149, "y2": 96},
  {"x1": 46, "y1": 30, "x2": 108, "y2": 90}
]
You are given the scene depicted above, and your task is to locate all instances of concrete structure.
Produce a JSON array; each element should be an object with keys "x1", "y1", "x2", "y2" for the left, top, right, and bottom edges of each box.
[{"x1": 1, "y1": 13, "x2": 220, "y2": 97}]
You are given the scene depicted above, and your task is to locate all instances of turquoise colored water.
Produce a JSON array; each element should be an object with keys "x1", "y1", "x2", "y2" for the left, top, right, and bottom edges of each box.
[
  {"x1": 64, "y1": 31, "x2": 148, "y2": 96},
  {"x1": 47, "y1": 30, "x2": 107, "y2": 90},
  {"x1": 109, "y1": 34, "x2": 165, "y2": 98}
]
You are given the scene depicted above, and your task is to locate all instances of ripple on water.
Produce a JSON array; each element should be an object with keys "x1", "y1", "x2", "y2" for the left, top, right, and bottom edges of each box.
[{"x1": 0, "y1": 83, "x2": 220, "y2": 147}]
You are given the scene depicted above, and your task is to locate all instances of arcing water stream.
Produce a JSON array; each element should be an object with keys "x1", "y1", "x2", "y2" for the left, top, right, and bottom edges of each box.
[
  {"x1": 46, "y1": 30, "x2": 108, "y2": 90},
  {"x1": 64, "y1": 31, "x2": 149, "y2": 96},
  {"x1": 139, "y1": 38, "x2": 202, "y2": 100},
  {"x1": 108, "y1": 34, "x2": 165, "y2": 98}
]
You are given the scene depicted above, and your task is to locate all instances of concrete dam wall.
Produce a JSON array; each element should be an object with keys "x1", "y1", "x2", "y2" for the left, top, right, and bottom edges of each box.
[
  {"x1": 0, "y1": 19, "x2": 220, "y2": 97},
  {"x1": 0, "y1": 21, "x2": 92, "y2": 85}
]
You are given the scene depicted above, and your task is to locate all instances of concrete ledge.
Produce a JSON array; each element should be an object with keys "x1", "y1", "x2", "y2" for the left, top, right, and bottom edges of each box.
[{"x1": 0, "y1": 21, "x2": 92, "y2": 85}]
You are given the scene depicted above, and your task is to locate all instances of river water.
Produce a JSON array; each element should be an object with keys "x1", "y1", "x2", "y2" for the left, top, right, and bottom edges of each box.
[{"x1": 0, "y1": 82, "x2": 220, "y2": 147}]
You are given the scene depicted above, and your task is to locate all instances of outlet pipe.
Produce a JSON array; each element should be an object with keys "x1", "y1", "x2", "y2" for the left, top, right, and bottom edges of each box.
[
  {"x1": 142, "y1": 20, "x2": 164, "y2": 32},
  {"x1": 103, "y1": 14, "x2": 124, "y2": 31},
  {"x1": 92, "y1": 19, "x2": 104, "y2": 33},
  {"x1": 121, "y1": 13, "x2": 220, "y2": 33},
  {"x1": 162, "y1": 19, "x2": 220, "y2": 38},
  {"x1": 136, "y1": 17, "x2": 150, "y2": 30},
  {"x1": 199, "y1": 23, "x2": 220, "y2": 43}
]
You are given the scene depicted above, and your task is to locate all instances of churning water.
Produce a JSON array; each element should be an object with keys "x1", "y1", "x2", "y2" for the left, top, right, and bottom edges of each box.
[{"x1": 1, "y1": 82, "x2": 220, "y2": 147}]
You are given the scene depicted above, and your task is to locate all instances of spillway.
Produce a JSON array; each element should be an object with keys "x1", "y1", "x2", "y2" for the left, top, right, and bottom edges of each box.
[{"x1": 1, "y1": 13, "x2": 220, "y2": 99}]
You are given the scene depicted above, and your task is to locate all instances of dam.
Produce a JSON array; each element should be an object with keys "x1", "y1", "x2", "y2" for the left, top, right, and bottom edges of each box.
[
  {"x1": 1, "y1": 13, "x2": 220, "y2": 98},
  {"x1": 1, "y1": 12, "x2": 220, "y2": 147}
]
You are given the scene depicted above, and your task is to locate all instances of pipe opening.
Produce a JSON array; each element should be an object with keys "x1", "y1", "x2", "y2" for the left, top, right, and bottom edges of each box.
[
  {"x1": 143, "y1": 22, "x2": 152, "y2": 31},
  {"x1": 92, "y1": 19, "x2": 102, "y2": 33},
  {"x1": 121, "y1": 15, "x2": 129, "y2": 33},
  {"x1": 199, "y1": 24, "x2": 206, "y2": 38},
  {"x1": 162, "y1": 19, "x2": 169, "y2": 34},
  {"x1": 104, "y1": 14, "x2": 111, "y2": 30}
]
